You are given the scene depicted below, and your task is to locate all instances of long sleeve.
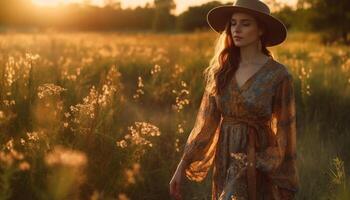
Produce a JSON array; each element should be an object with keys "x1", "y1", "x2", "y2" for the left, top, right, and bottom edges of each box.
[
  {"x1": 180, "y1": 85, "x2": 222, "y2": 182},
  {"x1": 255, "y1": 73, "x2": 297, "y2": 169},
  {"x1": 255, "y1": 73, "x2": 299, "y2": 190}
]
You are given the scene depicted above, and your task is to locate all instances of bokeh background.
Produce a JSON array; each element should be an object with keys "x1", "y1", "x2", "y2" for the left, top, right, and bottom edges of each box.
[{"x1": 0, "y1": 0, "x2": 349, "y2": 199}]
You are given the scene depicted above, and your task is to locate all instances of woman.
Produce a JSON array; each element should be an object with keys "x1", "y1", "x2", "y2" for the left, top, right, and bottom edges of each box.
[{"x1": 169, "y1": 0, "x2": 299, "y2": 200}]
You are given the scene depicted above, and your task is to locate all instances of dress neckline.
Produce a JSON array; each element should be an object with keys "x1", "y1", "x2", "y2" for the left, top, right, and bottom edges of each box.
[{"x1": 233, "y1": 57, "x2": 272, "y2": 93}]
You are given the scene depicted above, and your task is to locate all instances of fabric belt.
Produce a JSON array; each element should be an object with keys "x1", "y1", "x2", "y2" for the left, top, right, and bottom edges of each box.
[{"x1": 222, "y1": 116, "x2": 270, "y2": 200}]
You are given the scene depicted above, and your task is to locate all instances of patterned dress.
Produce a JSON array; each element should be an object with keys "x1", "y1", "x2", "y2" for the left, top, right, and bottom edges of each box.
[{"x1": 180, "y1": 57, "x2": 299, "y2": 200}]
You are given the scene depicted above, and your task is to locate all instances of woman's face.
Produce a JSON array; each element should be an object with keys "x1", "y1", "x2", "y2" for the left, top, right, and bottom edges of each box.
[{"x1": 230, "y1": 12, "x2": 263, "y2": 47}]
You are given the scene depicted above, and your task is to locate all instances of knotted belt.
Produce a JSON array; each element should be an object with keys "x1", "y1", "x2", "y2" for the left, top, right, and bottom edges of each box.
[{"x1": 222, "y1": 116, "x2": 270, "y2": 200}]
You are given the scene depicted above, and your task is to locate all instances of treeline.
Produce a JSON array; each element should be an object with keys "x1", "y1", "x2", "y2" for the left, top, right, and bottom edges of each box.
[
  {"x1": 0, "y1": 0, "x2": 156, "y2": 31},
  {"x1": 0, "y1": 0, "x2": 298, "y2": 31},
  {"x1": 0, "y1": 0, "x2": 349, "y2": 44}
]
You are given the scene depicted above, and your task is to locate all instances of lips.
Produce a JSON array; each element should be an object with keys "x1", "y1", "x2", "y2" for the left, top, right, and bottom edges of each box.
[{"x1": 234, "y1": 36, "x2": 243, "y2": 39}]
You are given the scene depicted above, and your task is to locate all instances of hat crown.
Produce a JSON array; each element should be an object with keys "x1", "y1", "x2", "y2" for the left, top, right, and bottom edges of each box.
[{"x1": 232, "y1": 0, "x2": 270, "y2": 15}]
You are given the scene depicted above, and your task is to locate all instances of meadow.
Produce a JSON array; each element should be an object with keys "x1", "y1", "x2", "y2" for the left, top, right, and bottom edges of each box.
[{"x1": 0, "y1": 31, "x2": 349, "y2": 200}]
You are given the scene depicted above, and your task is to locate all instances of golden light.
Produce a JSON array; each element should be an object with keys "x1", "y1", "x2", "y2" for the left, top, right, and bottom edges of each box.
[
  {"x1": 31, "y1": 0, "x2": 104, "y2": 7},
  {"x1": 32, "y1": 0, "x2": 78, "y2": 7},
  {"x1": 32, "y1": 0, "x2": 151, "y2": 8},
  {"x1": 31, "y1": 0, "x2": 298, "y2": 14}
]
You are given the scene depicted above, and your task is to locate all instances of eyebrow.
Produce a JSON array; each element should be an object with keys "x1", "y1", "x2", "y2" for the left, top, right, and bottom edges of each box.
[{"x1": 231, "y1": 19, "x2": 252, "y2": 22}]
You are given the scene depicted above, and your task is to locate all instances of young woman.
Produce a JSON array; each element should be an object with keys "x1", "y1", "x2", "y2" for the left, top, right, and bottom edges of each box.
[{"x1": 169, "y1": 0, "x2": 299, "y2": 200}]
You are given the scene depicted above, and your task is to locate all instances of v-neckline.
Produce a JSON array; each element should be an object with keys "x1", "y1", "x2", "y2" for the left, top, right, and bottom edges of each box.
[{"x1": 233, "y1": 57, "x2": 272, "y2": 93}]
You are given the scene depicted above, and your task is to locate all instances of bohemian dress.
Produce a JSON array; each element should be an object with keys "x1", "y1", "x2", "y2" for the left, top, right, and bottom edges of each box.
[{"x1": 180, "y1": 57, "x2": 299, "y2": 200}]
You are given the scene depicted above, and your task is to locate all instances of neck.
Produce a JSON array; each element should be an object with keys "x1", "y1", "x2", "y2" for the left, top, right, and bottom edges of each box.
[{"x1": 239, "y1": 40, "x2": 266, "y2": 64}]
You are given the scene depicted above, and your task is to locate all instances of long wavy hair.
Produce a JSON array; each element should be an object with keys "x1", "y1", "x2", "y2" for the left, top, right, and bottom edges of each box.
[{"x1": 204, "y1": 13, "x2": 273, "y2": 96}]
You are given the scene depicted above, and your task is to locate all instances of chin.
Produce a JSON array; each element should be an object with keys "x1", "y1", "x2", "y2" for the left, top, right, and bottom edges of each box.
[{"x1": 234, "y1": 40, "x2": 255, "y2": 48}]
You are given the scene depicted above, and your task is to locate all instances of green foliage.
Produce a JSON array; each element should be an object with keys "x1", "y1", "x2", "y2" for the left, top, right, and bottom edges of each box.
[
  {"x1": 152, "y1": 0, "x2": 176, "y2": 31},
  {"x1": 176, "y1": 1, "x2": 222, "y2": 31},
  {"x1": 328, "y1": 157, "x2": 350, "y2": 200},
  {"x1": 300, "y1": 0, "x2": 350, "y2": 44}
]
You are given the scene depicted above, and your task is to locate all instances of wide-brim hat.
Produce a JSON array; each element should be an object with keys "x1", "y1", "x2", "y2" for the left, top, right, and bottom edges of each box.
[{"x1": 207, "y1": 0, "x2": 287, "y2": 47}]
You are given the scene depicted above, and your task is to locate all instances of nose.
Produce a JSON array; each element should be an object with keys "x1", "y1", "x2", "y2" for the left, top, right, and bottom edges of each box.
[{"x1": 231, "y1": 23, "x2": 242, "y2": 34}]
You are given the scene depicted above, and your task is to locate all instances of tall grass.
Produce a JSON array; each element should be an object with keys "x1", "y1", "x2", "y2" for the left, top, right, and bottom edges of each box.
[{"x1": 0, "y1": 31, "x2": 349, "y2": 199}]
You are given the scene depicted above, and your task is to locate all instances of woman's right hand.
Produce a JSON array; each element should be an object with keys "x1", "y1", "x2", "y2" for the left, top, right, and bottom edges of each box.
[{"x1": 169, "y1": 160, "x2": 187, "y2": 200}]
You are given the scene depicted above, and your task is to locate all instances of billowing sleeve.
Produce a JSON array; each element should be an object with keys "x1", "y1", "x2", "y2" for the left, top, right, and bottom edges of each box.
[
  {"x1": 180, "y1": 85, "x2": 222, "y2": 182},
  {"x1": 255, "y1": 74, "x2": 298, "y2": 188}
]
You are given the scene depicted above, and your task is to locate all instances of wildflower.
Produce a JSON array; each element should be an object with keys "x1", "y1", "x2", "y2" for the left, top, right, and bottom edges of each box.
[
  {"x1": 172, "y1": 81, "x2": 190, "y2": 112},
  {"x1": 19, "y1": 161, "x2": 30, "y2": 171},
  {"x1": 0, "y1": 148, "x2": 25, "y2": 169},
  {"x1": 171, "y1": 64, "x2": 185, "y2": 78},
  {"x1": 0, "y1": 151, "x2": 14, "y2": 167},
  {"x1": 5, "y1": 139, "x2": 14, "y2": 150},
  {"x1": 118, "y1": 193, "x2": 130, "y2": 200},
  {"x1": 64, "y1": 112, "x2": 71, "y2": 118},
  {"x1": 69, "y1": 86, "x2": 100, "y2": 133},
  {"x1": 116, "y1": 140, "x2": 128, "y2": 148},
  {"x1": 124, "y1": 163, "x2": 141, "y2": 185},
  {"x1": 45, "y1": 145, "x2": 87, "y2": 168},
  {"x1": 116, "y1": 122, "x2": 161, "y2": 149},
  {"x1": 177, "y1": 123, "x2": 184, "y2": 134},
  {"x1": 27, "y1": 132, "x2": 40, "y2": 142},
  {"x1": 133, "y1": 76, "x2": 144, "y2": 100},
  {"x1": 25, "y1": 53, "x2": 40, "y2": 61},
  {"x1": 90, "y1": 191, "x2": 100, "y2": 200},
  {"x1": 10, "y1": 149, "x2": 24, "y2": 160},
  {"x1": 20, "y1": 138, "x2": 26, "y2": 145},
  {"x1": 37, "y1": 83, "x2": 67, "y2": 99},
  {"x1": 150, "y1": 64, "x2": 161, "y2": 75},
  {"x1": 175, "y1": 138, "x2": 180, "y2": 152}
]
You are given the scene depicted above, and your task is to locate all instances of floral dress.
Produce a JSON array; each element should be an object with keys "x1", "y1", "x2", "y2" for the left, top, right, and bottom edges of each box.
[{"x1": 180, "y1": 57, "x2": 299, "y2": 200}]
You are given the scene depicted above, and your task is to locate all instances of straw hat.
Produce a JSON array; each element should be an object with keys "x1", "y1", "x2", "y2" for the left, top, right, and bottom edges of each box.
[{"x1": 207, "y1": 0, "x2": 287, "y2": 47}]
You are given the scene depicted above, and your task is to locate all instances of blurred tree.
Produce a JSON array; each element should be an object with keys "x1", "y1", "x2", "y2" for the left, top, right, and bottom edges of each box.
[
  {"x1": 301, "y1": 0, "x2": 350, "y2": 44},
  {"x1": 177, "y1": 1, "x2": 222, "y2": 31},
  {"x1": 296, "y1": 0, "x2": 313, "y2": 9},
  {"x1": 104, "y1": 0, "x2": 121, "y2": 9},
  {"x1": 273, "y1": 5, "x2": 294, "y2": 30},
  {"x1": 152, "y1": 0, "x2": 176, "y2": 31}
]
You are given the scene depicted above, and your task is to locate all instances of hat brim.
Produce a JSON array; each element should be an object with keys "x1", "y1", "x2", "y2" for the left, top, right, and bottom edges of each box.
[{"x1": 207, "y1": 5, "x2": 287, "y2": 47}]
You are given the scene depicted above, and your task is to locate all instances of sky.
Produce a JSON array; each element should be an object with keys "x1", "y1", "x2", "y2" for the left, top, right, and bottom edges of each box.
[{"x1": 32, "y1": 0, "x2": 298, "y2": 15}]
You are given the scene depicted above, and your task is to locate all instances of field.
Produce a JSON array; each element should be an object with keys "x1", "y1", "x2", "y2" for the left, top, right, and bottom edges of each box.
[{"x1": 0, "y1": 31, "x2": 349, "y2": 200}]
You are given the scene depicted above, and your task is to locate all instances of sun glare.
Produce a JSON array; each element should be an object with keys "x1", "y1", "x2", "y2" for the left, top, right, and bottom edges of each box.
[
  {"x1": 32, "y1": 0, "x2": 104, "y2": 7},
  {"x1": 32, "y1": 0, "x2": 75, "y2": 7},
  {"x1": 31, "y1": 0, "x2": 297, "y2": 14}
]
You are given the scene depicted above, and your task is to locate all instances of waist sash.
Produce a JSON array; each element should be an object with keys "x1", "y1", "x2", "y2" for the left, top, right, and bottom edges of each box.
[{"x1": 222, "y1": 116, "x2": 270, "y2": 200}]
